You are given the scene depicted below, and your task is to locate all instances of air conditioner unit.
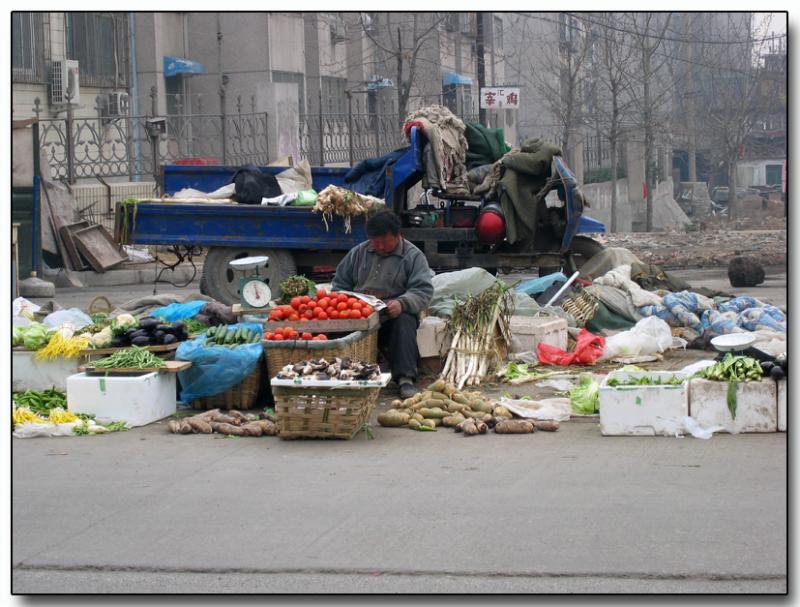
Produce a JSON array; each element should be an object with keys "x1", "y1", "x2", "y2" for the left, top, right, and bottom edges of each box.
[
  {"x1": 106, "y1": 91, "x2": 130, "y2": 117},
  {"x1": 50, "y1": 59, "x2": 80, "y2": 106}
]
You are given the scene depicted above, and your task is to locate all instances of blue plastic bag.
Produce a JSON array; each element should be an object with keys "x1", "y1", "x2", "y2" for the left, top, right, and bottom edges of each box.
[
  {"x1": 514, "y1": 273, "x2": 568, "y2": 297},
  {"x1": 150, "y1": 300, "x2": 207, "y2": 322},
  {"x1": 175, "y1": 322, "x2": 263, "y2": 401}
]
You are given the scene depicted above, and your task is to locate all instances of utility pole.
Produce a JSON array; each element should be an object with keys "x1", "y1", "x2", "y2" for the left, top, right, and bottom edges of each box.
[{"x1": 476, "y1": 12, "x2": 486, "y2": 125}]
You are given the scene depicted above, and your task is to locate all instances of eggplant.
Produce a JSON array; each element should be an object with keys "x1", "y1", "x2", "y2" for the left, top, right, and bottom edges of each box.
[
  {"x1": 138, "y1": 318, "x2": 159, "y2": 331},
  {"x1": 131, "y1": 335, "x2": 150, "y2": 347},
  {"x1": 110, "y1": 336, "x2": 127, "y2": 348},
  {"x1": 171, "y1": 321, "x2": 185, "y2": 332},
  {"x1": 156, "y1": 324, "x2": 172, "y2": 333},
  {"x1": 153, "y1": 330, "x2": 166, "y2": 345},
  {"x1": 162, "y1": 334, "x2": 178, "y2": 345},
  {"x1": 770, "y1": 366, "x2": 785, "y2": 381},
  {"x1": 760, "y1": 361, "x2": 774, "y2": 374}
]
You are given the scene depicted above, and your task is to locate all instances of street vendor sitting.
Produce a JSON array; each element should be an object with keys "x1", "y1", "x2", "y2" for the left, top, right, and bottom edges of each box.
[{"x1": 332, "y1": 210, "x2": 434, "y2": 398}]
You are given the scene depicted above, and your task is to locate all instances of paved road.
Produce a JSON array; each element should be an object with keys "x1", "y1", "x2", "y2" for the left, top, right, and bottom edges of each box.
[
  {"x1": 13, "y1": 421, "x2": 786, "y2": 594},
  {"x1": 15, "y1": 265, "x2": 787, "y2": 594}
]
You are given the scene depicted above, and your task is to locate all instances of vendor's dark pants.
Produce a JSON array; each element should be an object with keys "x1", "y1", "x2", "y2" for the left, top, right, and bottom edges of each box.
[{"x1": 378, "y1": 313, "x2": 420, "y2": 381}]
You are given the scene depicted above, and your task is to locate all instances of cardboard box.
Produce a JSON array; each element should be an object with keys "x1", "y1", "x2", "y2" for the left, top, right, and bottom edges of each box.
[{"x1": 689, "y1": 378, "x2": 777, "y2": 433}]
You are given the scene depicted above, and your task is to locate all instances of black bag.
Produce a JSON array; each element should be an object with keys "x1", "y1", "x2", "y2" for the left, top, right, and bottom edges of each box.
[{"x1": 230, "y1": 165, "x2": 281, "y2": 205}]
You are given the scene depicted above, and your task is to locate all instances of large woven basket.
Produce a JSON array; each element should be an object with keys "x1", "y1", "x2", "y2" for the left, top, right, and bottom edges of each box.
[
  {"x1": 193, "y1": 355, "x2": 264, "y2": 411},
  {"x1": 272, "y1": 384, "x2": 381, "y2": 439},
  {"x1": 264, "y1": 329, "x2": 377, "y2": 380}
]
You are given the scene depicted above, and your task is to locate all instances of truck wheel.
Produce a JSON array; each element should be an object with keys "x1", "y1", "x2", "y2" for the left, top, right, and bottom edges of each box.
[
  {"x1": 200, "y1": 247, "x2": 296, "y2": 305},
  {"x1": 565, "y1": 235, "x2": 604, "y2": 274}
]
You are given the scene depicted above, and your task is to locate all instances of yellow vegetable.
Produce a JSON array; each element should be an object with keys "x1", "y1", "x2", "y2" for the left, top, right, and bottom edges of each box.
[
  {"x1": 48, "y1": 408, "x2": 79, "y2": 423},
  {"x1": 12, "y1": 407, "x2": 47, "y2": 426},
  {"x1": 35, "y1": 332, "x2": 90, "y2": 361}
]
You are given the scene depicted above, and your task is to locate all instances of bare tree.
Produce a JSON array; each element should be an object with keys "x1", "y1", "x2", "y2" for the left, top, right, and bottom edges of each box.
[
  {"x1": 696, "y1": 13, "x2": 774, "y2": 221},
  {"x1": 591, "y1": 13, "x2": 637, "y2": 232},
  {"x1": 357, "y1": 12, "x2": 448, "y2": 123}
]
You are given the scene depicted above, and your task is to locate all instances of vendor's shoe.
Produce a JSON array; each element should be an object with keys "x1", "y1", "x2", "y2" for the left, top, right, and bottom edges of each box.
[{"x1": 397, "y1": 377, "x2": 419, "y2": 399}]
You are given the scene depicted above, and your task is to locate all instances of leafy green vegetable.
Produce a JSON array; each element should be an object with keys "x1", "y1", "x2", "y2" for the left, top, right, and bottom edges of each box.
[
  {"x1": 696, "y1": 354, "x2": 763, "y2": 383},
  {"x1": 279, "y1": 275, "x2": 317, "y2": 302},
  {"x1": 727, "y1": 380, "x2": 738, "y2": 420},
  {"x1": 607, "y1": 376, "x2": 683, "y2": 387},
  {"x1": 569, "y1": 373, "x2": 600, "y2": 414},
  {"x1": 14, "y1": 323, "x2": 52, "y2": 350}
]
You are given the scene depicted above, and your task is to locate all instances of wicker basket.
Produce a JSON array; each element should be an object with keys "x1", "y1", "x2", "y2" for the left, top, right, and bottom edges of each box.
[
  {"x1": 264, "y1": 329, "x2": 378, "y2": 380},
  {"x1": 192, "y1": 355, "x2": 264, "y2": 411},
  {"x1": 272, "y1": 384, "x2": 381, "y2": 439}
]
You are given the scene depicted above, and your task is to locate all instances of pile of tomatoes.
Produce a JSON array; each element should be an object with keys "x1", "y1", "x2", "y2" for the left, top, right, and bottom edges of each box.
[
  {"x1": 267, "y1": 289, "x2": 375, "y2": 322},
  {"x1": 263, "y1": 327, "x2": 328, "y2": 341}
]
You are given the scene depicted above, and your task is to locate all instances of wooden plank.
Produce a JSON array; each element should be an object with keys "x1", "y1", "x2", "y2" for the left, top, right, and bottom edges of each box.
[
  {"x1": 72, "y1": 224, "x2": 127, "y2": 272},
  {"x1": 80, "y1": 360, "x2": 192, "y2": 375},
  {"x1": 60, "y1": 221, "x2": 91, "y2": 270}
]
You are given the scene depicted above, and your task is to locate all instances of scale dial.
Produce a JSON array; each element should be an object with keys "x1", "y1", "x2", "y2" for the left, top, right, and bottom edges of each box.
[{"x1": 241, "y1": 279, "x2": 272, "y2": 308}]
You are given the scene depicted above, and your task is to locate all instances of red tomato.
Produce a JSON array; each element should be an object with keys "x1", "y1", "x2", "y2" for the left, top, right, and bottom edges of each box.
[
  {"x1": 329, "y1": 310, "x2": 340, "y2": 319},
  {"x1": 316, "y1": 334, "x2": 328, "y2": 340},
  {"x1": 288, "y1": 330, "x2": 299, "y2": 340},
  {"x1": 307, "y1": 300, "x2": 317, "y2": 310},
  {"x1": 316, "y1": 288, "x2": 328, "y2": 299},
  {"x1": 326, "y1": 306, "x2": 336, "y2": 316},
  {"x1": 301, "y1": 332, "x2": 313, "y2": 340},
  {"x1": 337, "y1": 295, "x2": 349, "y2": 305},
  {"x1": 298, "y1": 304, "x2": 308, "y2": 313},
  {"x1": 349, "y1": 309, "x2": 362, "y2": 319},
  {"x1": 300, "y1": 295, "x2": 311, "y2": 305},
  {"x1": 273, "y1": 334, "x2": 284, "y2": 341},
  {"x1": 290, "y1": 296, "x2": 302, "y2": 310},
  {"x1": 339, "y1": 310, "x2": 350, "y2": 319},
  {"x1": 265, "y1": 332, "x2": 274, "y2": 340},
  {"x1": 347, "y1": 297, "x2": 358, "y2": 307},
  {"x1": 317, "y1": 297, "x2": 330, "y2": 309},
  {"x1": 329, "y1": 292, "x2": 340, "y2": 300},
  {"x1": 303, "y1": 310, "x2": 314, "y2": 320},
  {"x1": 351, "y1": 300, "x2": 363, "y2": 310},
  {"x1": 299, "y1": 317, "x2": 308, "y2": 322},
  {"x1": 362, "y1": 305, "x2": 374, "y2": 317},
  {"x1": 336, "y1": 301, "x2": 348, "y2": 311},
  {"x1": 317, "y1": 311, "x2": 328, "y2": 321},
  {"x1": 289, "y1": 313, "x2": 300, "y2": 321}
]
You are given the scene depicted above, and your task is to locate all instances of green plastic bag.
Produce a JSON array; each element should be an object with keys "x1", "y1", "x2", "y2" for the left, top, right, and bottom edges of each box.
[{"x1": 290, "y1": 189, "x2": 317, "y2": 206}]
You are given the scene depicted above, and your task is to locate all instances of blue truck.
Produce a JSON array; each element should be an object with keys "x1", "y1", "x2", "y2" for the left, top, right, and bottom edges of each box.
[{"x1": 116, "y1": 126, "x2": 605, "y2": 304}]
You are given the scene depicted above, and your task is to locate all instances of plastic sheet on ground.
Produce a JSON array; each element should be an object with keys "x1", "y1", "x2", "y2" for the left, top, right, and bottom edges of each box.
[
  {"x1": 498, "y1": 396, "x2": 572, "y2": 421},
  {"x1": 682, "y1": 416, "x2": 725, "y2": 440},
  {"x1": 578, "y1": 247, "x2": 643, "y2": 280},
  {"x1": 514, "y1": 272, "x2": 567, "y2": 297},
  {"x1": 12, "y1": 419, "x2": 109, "y2": 438},
  {"x1": 593, "y1": 264, "x2": 663, "y2": 307},
  {"x1": 428, "y1": 268, "x2": 497, "y2": 317}
]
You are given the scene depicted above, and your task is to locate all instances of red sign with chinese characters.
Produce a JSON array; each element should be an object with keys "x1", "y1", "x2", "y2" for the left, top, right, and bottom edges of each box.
[{"x1": 479, "y1": 87, "x2": 520, "y2": 110}]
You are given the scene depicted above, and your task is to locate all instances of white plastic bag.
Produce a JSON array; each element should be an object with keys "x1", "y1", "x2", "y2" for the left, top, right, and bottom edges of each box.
[
  {"x1": 498, "y1": 397, "x2": 572, "y2": 421},
  {"x1": 601, "y1": 316, "x2": 682, "y2": 361},
  {"x1": 13, "y1": 297, "x2": 41, "y2": 320},
  {"x1": 42, "y1": 308, "x2": 93, "y2": 330}
]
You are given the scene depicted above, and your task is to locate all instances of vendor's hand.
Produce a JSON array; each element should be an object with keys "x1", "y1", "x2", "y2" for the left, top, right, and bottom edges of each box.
[{"x1": 385, "y1": 299, "x2": 403, "y2": 319}]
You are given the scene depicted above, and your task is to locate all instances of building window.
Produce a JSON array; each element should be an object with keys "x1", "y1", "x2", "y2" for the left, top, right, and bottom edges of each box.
[
  {"x1": 66, "y1": 12, "x2": 128, "y2": 88},
  {"x1": 493, "y1": 16, "x2": 503, "y2": 50},
  {"x1": 12, "y1": 12, "x2": 44, "y2": 83}
]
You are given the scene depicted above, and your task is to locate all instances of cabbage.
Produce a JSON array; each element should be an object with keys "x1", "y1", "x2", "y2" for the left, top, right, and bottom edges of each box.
[{"x1": 569, "y1": 373, "x2": 600, "y2": 414}]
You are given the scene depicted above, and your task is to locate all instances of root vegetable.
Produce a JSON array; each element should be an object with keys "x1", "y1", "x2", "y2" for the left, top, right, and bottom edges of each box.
[
  {"x1": 417, "y1": 407, "x2": 447, "y2": 419},
  {"x1": 210, "y1": 422, "x2": 246, "y2": 436},
  {"x1": 533, "y1": 420, "x2": 560, "y2": 432},
  {"x1": 420, "y1": 419, "x2": 436, "y2": 429},
  {"x1": 211, "y1": 413, "x2": 240, "y2": 425},
  {"x1": 242, "y1": 421, "x2": 264, "y2": 436},
  {"x1": 390, "y1": 399, "x2": 404, "y2": 409},
  {"x1": 428, "y1": 379, "x2": 446, "y2": 393},
  {"x1": 407, "y1": 419, "x2": 421, "y2": 430},
  {"x1": 167, "y1": 420, "x2": 182, "y2": 433},
  {"x1": 492, "y1": 406, "x2": 513, "y2": 418},
  {"x1": 494, "y1": 420, "x2": 535, "y2": 434},
  {"x1": 258, "y1": 420, "x2": 278, "y2": 435},
  {"x1": 187, "y1": 418, "x2": 213, "y2": 434},
  {"x1": 442, "y1": 413, "x2": 466, "y2": 427},
  {"x1": 378, "y1": 410, "x2": 411, "y2": 427}
]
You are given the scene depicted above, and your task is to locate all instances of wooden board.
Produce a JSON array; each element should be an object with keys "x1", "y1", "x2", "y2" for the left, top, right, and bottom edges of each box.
[
  {"x1": 79, "y1": 342, "x2": 181, "y2": 356},
  {"x1": 80, "y1": 360, "x2": 192, "y2": 375},
  {"x1": 72, "y1": 224, "x2": 127, "y2": 272},
  {"x1": 233, "y1": 306, "x2": 380, "y2": 334},
  {"x1": 59, "y1": 221, "x2": 91, "y2": 270}
]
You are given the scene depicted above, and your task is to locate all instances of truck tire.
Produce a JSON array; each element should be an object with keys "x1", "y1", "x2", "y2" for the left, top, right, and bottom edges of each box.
[
  {"x1": 200, "y1": 247, "x2": 296, "y2": 305},
  {"x1": 538, "y1": 236, "x2": 604, "y2": 276}
]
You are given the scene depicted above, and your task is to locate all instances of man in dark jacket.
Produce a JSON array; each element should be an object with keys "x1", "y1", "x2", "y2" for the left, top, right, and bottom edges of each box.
[{"x1": 332, "y1": 210, "x2": 434, "y2": 398}]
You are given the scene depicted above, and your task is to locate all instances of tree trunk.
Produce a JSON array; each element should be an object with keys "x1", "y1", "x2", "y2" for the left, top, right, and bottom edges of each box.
[
  {"x1": 610, "y1": 136, "x2": 618, "y2": 233},
  {"x1": 728, "y1": 158, "x2": 738, "y2": 222},
  {"x1": 643, "y1": 50, "x2": 654, "y2": 232}
]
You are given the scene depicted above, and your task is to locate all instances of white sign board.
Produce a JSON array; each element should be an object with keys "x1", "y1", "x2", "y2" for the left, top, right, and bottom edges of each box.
[{"x1": 480, "y1": 87, "x2": 520, "y2": 110}]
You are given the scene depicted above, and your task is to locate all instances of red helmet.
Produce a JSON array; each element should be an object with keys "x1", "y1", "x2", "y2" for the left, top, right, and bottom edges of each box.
[{"x1": 475, "y1": 204, "x2": 506, "y2": 245}]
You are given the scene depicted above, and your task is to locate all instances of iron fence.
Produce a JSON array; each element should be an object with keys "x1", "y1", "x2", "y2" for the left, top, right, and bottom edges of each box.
[{"x1": 34, "y1": 96, "x2": 270, "y2": 183}]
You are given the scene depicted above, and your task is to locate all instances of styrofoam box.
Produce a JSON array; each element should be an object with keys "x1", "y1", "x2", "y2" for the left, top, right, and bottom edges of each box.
[
  {"x1": 416, "y1": 316, "x2": 448, "y2": 358},
  {"x1": 689, "y1": 378, "x2": 777, "y2": 434},
  {"x1": 13, "y1": 350, "x2": 80, "y2": 392},
  {"x1": 509, "y1": 315, "x2": 568, "y2": 353},
  {"x1": 67, "y1": 372, "x2": 177, "y2": 427},
  {"x1": 777, "y1": 379, "x2": 786, "y2": 432},
  {"x1": 599, "y1": 370, "x2": 688, "y2": 436}
]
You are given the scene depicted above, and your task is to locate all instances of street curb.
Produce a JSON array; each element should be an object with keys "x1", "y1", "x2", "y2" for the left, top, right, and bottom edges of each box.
[{"x1": 46, "y1": 264, "x2": 201, "y2": 289}]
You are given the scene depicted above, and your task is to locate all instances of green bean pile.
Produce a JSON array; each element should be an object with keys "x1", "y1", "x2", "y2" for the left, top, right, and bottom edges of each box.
[
  {"x1": 12, "y1": 388, "x2": 67, "y2": 415},
  {"x1": 91, "y1": 346, "x2": 166, "y2": 369}
]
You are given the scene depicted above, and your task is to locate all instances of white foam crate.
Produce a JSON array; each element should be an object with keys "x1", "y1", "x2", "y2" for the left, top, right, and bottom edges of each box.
[
  {"x1": 67, "y1": 371, "x2": 177, "y2": 427},
  {"x1": 13, "y1": 350, "x2": 80, "y2": 392},
  {"x1": 777, "y1": 379, "x2": 786, "y2": 432},
  {"x1": 689, "y1": 378, "x2": 777, "y2": 433},
  {"x1": 416, "y1": 316, "x2": 448, "y2": 358},
  {"x1": 599, "y1": 370, "x2": 688, "y2": 436},
  {"x1": 509, "y1": 315, "x2": 568, "y2": 353}
]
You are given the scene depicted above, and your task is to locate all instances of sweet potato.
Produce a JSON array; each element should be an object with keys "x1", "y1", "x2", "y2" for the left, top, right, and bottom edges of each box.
[
  {"x1": 211, "y1": 413, "x2": 239, "y2": 425},
  {"x1": 210, "y1": 422, "x2": 246, "y2": 436},
  {"x1": 494, "y1": 420, "x2": 535, "y2": 434},
  {"x1": 258, "y1": 420, "x2": 278, "y2": 436},
  {"x1": 187, "y1": 418, "x2": 213, "y2": 434},
  {"x1": 167, "y1": 420, "x2": 182, "y2": 434},
  {"x1": 533, "y1": 420, "x2": 560, "y2": 432},
  {"x1": 242, "y1": 421, "x2": 263, "y2": 436}
]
